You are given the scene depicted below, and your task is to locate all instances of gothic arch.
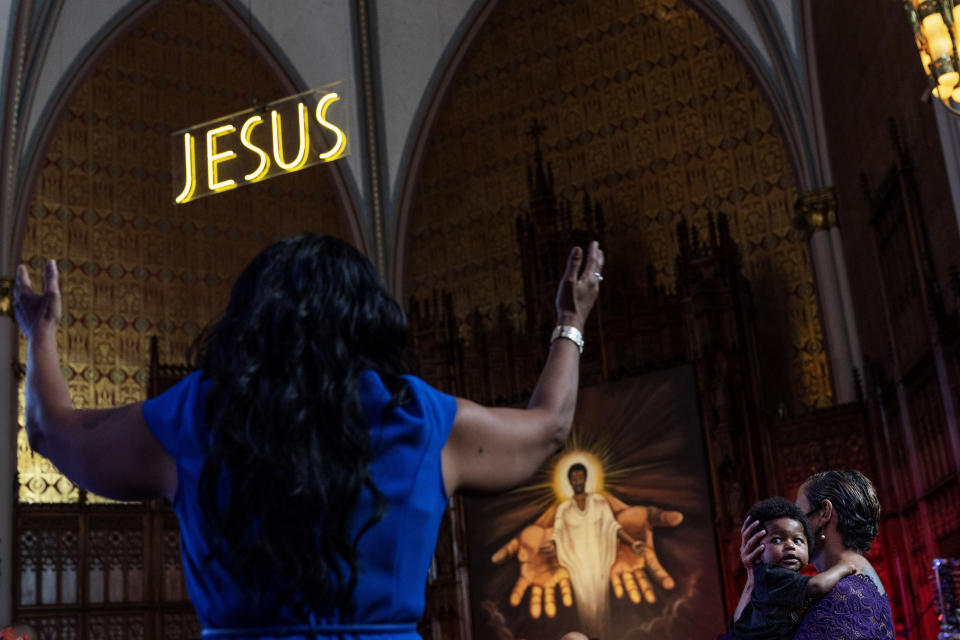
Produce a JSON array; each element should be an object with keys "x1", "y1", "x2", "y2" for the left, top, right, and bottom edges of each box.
[
  {"x1": 10, "y1": 0, "x2": 365, "y2": 270},
  {"x1": 396, "y1": 0, "x2": 831, "y2": 411},
  {"x1": 391, "y1": 0, "x2": 825, "y2": 298}
]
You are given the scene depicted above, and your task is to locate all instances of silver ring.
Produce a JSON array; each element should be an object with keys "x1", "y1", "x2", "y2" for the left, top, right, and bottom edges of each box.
[{"x1": 594, "y1": 272, "x2": 603, "y2": 282}]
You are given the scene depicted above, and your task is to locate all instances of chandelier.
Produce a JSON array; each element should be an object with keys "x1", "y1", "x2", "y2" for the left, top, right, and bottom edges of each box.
[{"x1": 906, "y1": 0, "x2": 960, "y2": 115}]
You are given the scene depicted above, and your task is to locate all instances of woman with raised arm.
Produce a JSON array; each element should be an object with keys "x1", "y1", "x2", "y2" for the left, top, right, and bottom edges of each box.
[{"x1": 14, "y1": 234, "x2": 603, "y2": 640}]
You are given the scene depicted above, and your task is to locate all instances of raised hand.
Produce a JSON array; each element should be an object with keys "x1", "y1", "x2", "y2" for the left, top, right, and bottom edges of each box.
[
  {"x1": 555, "y1": 241, "x2": 604, "y2": 330},
  {"x1": 609, "y1": 505, "x2": 683, "y2": 604},
  {"x1": 739, "y1": 515, "x2": 765, "y2": 570},
  {"x1": 13, "y1": 260, "x2": 62, "y2": 341},
  {"x1": 491, "y1": 524, "x2": 573, "y2": 619}
]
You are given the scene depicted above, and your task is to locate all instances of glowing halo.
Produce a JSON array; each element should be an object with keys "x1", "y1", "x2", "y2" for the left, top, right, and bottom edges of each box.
[{"x1": 551, "y1": 450, "x2": 605, "y2": 500}]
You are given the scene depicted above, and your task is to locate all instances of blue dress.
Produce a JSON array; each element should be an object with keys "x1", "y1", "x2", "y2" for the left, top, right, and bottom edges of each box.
[{"x1": 142, "y1": 369, "x2": 457, "y2": 640}]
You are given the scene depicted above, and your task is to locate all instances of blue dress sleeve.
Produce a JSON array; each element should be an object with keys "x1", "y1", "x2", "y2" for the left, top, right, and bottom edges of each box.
[
  {"x1": 397, "y1": 375, "x2": 457, "y2": 501},
  {"x1": 141, "y1": 370, "x2": 207, "y2": 460},
  {"x1": 401, "y1": 375, "x2": 457, "y2": 445}
]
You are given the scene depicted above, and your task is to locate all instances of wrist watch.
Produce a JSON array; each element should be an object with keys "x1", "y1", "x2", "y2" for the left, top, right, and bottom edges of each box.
[{"x1": 550, "y1": 325, "x2": 583, "y2": 354}]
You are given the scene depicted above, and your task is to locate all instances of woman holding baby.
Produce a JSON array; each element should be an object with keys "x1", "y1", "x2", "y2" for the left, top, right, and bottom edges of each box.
[{"x1": 738, "y1": 469, "x2": 894, "y2": 639}]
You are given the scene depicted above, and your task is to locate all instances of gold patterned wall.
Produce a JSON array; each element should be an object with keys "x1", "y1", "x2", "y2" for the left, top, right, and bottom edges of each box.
[
  {"x1": 17, "y1": 0, "x2": 352, "y2": 503},
  {"x1": 405, "y1": 0, "x2": 831, "y2": 411}
]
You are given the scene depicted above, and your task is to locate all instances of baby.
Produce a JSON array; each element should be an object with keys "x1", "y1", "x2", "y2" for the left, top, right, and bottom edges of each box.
[{"x1": 732, "y1": 497, "x2": 856, "y2": 639}]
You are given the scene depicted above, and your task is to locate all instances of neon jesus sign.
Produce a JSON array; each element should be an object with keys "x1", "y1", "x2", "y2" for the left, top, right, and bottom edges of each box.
[{"x1": 171, "y1": 86, "x2": 348, "y2": 204}]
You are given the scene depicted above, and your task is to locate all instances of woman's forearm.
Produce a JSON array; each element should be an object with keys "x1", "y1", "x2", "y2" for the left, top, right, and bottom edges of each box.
[
  {"x1": 524, "y1": 315, "x2": 582, "y2": 451},
  {"x1": 24, "y1": 330, "x2": 73, "y2": 452},
  {"x1": 15, "y1": 260, "x2": 71, "y2": 454},
  {"x1": 14, "y1": 260, "x2": 176, "y2": 501},
  {"x1": 440, "y1": 243, "x2": 603, "y2": 494},
  {"x1": 524, "y1": 242, "x2": 600, "y2": 450}
]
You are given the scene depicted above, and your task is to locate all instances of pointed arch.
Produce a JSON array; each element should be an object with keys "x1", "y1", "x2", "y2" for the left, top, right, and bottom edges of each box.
[
  {"x1": 685, "y1": 0, "x2": 823, "y2": 191},
  {"x1": 394, "y1": 0, "x2": 831, "y2": 412},
  {"x1": 10, "y1": 0, "x2": 365, "y2": 271},
  {"x1": 390, "y1": 0, "x2": 831, "y2": 300}
]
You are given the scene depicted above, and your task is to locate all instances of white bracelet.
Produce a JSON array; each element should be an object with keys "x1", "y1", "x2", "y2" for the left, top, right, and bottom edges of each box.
[{"x1": 550, "y1": 325, "x2": 583, "y2": 354}]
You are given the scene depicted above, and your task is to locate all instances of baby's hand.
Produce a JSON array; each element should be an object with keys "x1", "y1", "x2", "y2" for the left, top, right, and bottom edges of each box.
[{"x1": 844, "y1": 563, "x2": 859, "y2": 576}]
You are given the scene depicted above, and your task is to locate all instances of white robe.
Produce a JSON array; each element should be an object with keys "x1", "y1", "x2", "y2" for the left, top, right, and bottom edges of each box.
[{"x1": 552, "y1": 493, "x2": 621, "y2": 635}]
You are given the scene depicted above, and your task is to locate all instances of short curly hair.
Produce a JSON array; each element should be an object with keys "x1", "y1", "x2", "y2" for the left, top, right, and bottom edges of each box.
[
  {"x1": 567, "y1": 463, "x2": 587, "y2": 482},
  {"x1": 802, "y1": 470, "x2": 880, "y2": 553},
  {"x1": 747, "y1": 496, "x2": 812, "y2": 546}
]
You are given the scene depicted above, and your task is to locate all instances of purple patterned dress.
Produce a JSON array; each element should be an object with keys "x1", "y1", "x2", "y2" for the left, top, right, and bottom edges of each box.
[{"x1": 793, "y1": 574, "x2": 894, "y2": 639}]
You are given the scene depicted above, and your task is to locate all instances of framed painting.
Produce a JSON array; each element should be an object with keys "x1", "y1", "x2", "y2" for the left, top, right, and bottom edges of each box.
[{"x1": 466, "y1": 365, "x2": 725, "y2": 639}]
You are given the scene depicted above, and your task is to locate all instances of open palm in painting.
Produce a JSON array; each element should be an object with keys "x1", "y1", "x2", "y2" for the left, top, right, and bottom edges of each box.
[{"x1": 491, "y1": 492, "x2": 683, "y2": 622}]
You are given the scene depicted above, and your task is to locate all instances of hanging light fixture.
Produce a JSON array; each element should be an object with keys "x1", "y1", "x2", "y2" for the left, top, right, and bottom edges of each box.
[{"x1": 905, "y1": 0, "x2": 960, "y2": 115}]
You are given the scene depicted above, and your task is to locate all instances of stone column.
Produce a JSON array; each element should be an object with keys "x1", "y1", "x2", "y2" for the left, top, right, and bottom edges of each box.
[
  {"x1": 0, "y1": 276, "x2": 16, "y2": 625},
  {"x1": 795, "y1": 188, "x2": 864, "y2": 404}
]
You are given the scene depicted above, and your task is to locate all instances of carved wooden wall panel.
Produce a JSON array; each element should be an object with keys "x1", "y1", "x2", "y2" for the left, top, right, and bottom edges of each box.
[{"x1": 17, "y1": 517, "x2": 80, "y2": 608}]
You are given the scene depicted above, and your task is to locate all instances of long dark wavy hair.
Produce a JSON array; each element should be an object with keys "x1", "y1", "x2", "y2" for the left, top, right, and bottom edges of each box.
[{"x1": 191, "y1": 234, "x2": 410, "y2": 617}]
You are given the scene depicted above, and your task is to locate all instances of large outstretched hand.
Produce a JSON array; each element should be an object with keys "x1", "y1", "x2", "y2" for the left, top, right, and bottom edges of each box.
[
  {"x1": 491, "y1": 523, "x2": 573, "y2": 619},
  {"x1": 609, "y1": 505, "x2": 684, "y2": 604},
  {"x1": 493, "y1": 498, "x2": 684, "y2": 619}
]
